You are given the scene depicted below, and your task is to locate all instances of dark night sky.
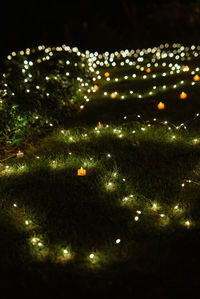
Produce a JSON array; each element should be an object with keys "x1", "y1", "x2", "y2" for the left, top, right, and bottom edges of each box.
[{"x1": 0, "y1": 0, "x2": 199, "y2": 56}]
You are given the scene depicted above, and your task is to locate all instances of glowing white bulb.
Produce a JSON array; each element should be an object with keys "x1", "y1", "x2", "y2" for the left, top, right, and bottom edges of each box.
[{"x1": 185, "y1": 221, "x2": 190, "y2": 226}]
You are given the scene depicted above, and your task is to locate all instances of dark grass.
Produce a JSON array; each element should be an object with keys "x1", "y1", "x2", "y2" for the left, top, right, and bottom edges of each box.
[
  {"x1": 1, "y1": 123, "x2": 200, "y2": 294},
  {"x1": 1, "y1": 48, "x2": 200, "y2": 296}
]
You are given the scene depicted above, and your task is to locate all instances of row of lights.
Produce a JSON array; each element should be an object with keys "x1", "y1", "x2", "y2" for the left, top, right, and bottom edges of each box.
[
  {"x1": 3, "y1": 42, "x2": 200, "y2": 113},
  {"x1": 1, "y1": 116, "x2": 198, "y2": 262},
  {"x1": 2, "y1": 43, "x2": 200, "y2": 263}
]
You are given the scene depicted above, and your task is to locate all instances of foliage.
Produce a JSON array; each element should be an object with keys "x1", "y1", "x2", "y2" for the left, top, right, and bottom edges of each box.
[
  {"x1": 0, "y1": 46, "x2": 93, "y2": 147},
  {"x1": 1, "y1": 43, "x2": 200, "y2": 295}
]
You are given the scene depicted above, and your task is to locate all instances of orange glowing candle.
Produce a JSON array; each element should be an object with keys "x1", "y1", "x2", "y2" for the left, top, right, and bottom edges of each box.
[
  {"x1": 193, "y1": 74, "x2": 200, "y2": 81},
  {"x1": 77, "y1": 167, "x2": 86, "y2": 176},
  {"x1": 104, "y1": 72, "x2": 110, "y2": 78},
  {"x1": 157, "y1": 102, "x2": 165, "y2": 110},
  {"x1": 93, "y1": 84, "x2": 99, "y2": 91},
  {"x1": 110, "y1": 92, "x2": 117, "y2": 99},
  {"x1": 180, "y1": 91, "x2": 187, "y2": 99},
  {"x1": 183, "y1": 65, "x2": 189, "y2": 72},
  {"x1": 17, "y1": 150, "x2": 24, "y2": 158}
]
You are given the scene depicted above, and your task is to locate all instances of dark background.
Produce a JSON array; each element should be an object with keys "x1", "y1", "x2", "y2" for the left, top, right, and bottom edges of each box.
[{"x1": 1, "y1": 0, "x2": 200, "y2": 56}]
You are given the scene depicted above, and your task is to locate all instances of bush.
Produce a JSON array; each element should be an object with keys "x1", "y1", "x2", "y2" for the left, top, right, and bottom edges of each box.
[{"x1": 0, "y1": 45, "x2": 93, "y2": 147}]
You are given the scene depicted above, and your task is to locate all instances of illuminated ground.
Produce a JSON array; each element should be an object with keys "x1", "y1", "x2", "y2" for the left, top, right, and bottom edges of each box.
[{"x1": 1, "y1": 43, "x2": 200, "y2": 296}]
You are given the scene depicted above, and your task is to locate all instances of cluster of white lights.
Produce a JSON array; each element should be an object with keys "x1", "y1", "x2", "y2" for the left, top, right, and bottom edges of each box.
[
  {"x1": 3, "y1": 42, "x2": 200, "y2": 114},
  {"x1": 3, "y1": 44, "x2": 94, "y2": 115},
  {"x1": 2, "y1": 42, "x2": 200, "y2": 264}
]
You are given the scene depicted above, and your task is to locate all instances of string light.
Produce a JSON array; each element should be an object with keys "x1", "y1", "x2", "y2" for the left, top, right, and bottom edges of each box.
[{"x1": 2, "y1": 42, "x2": 200, "y2": 265}]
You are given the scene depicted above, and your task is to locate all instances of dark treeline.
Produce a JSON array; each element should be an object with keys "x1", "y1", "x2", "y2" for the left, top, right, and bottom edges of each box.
[{"x1": 1, "y1": 0, "x2": 200, "y2": 56}]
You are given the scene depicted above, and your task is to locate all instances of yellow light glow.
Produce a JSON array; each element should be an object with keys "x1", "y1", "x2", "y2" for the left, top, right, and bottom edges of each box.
[
  {"x1": 93, "y1": 84, "x2": 99, "y2": 91},
  {"x1": 157, "y1": 102, "x2": 165, "y2": 110},
  {"x1": 77, "y1": 167, "x2": 86, "y2": 176},
  {"x1": 180, "y1": 91, "x2": 187, "y2": 99},
  {"x1": 110, "y1": 92, "x2": 117, "y2": 99},
  {"x1": 104, "y1": 72, "x2": 110, "y2": 78},
  {"x1": 17, "y1": 150, "x2": 24, "y2": 158},
  {"x1": 183, "y1": 65, "x2": 189, "y2": 72},
  {"x1": 193, "y1": 74, "x2": 200, "y2": 81},
  {"x1": 185, "y1": 221, "x2": 190, "y2": 226}
]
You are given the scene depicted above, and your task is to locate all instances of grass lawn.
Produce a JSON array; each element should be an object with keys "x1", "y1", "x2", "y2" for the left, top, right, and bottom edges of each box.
[{"x1": 1, "y1": 44, "x2": 200, "y2": 296}]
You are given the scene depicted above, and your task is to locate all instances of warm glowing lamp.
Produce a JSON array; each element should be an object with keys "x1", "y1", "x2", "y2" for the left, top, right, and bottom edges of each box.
[
  {"x1": 104, "y1": 72, "x2": 110, "y2": 78},
  {"x1": 110, "y1": 92, "x2": 117, "y2": 99},
  {"x1": 180, "y1": 91, "x2": 187, "y2": 99},
  {"x1": 77, "y1": 167, "x2": 86, "y2": 176},
  {"x1": 157, "y1": 102, "x2": 165, "y2": 110},
  {"x1": 193, "y1": 74, "x2": 200, "y2": 81},
  {"x1": 93, "y1": 84, "x2": 99, "y2": 91},
  {"x1": 183, "y1": 65, "x2": 189, "y2": 72},
  {"x1": 98, "y1": 122, "x2": 103, "y2": 128},
  {"x1": 146, "y1": 68, "x2": 151, "y2": 73},
  {"x1": 17, "y1": 150, "x2": 24, "y2": 158}
]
